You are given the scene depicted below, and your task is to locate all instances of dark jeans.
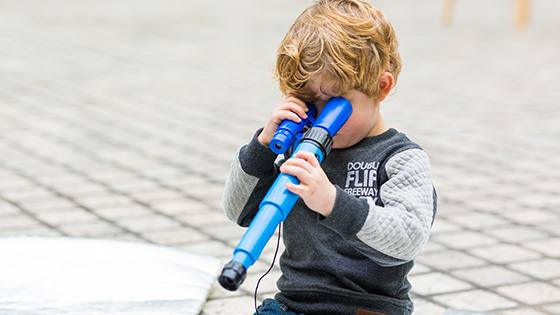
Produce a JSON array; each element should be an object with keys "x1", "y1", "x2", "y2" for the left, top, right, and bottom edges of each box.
[
  {"x1": 252, "y1": 299, "x2": 305, "y2": 315},
  {"x1": 253, "y1": 298, "x2": 388, "y2": 315}
]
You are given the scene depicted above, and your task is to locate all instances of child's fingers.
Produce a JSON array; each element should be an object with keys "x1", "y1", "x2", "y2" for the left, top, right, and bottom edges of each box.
[
  {"x1": 281, "y1": 96, "x2": 308, "y2": 119},
  {"x1": 291, "y1": 151, "x2": 320, "y2": 167},
  {"x1": 273, "y1": 110, "x2": 302, "y2": 124},
  {"x1": 286, "y1": 183, "x2": 307, "y2": 196},
  {"x1": 281, "y1": 155, "x2": 316, "y2": 173},
  {"x1": 280, "y1": 153, "x2": 321, "y2": 184},
  {"x1": 280, "y1": 163, "x2": 312, "y2": 184}
]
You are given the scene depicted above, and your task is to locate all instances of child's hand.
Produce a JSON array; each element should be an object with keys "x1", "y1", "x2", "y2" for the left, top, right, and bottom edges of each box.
[
  {"x1": 258, "y1": 95, "x2": 308, "y2": 146},
  {"x1": 280, "y1": 151, "x2": 336, "y2": 217}
]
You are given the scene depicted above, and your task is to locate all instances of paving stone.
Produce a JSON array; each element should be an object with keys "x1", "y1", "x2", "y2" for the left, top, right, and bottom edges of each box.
[
  {"x1": 116, "y1": 214, "x2": 182, "y2": 233},
  {"x1": 180, "y1": 183, "x2": 224, "y2": 200},
  {"x1": 468, "y1": 244, "x2": 542, "y2": 264},
  {"x1": 142, "y1": 227, "x2": 209, "y2": 246},
  {"x1": 419, "y1": 240, "x2": 447, "y2": 253},
  {"x1": 522, "y1": 238, "x2": 560, "y2": 257},
  {"x1": 431, "y1": 218, "x2": 464, "y2": 234},
  {"x1": 93, "y1": 204, "x2": 153, "y2": 220},
  {"x1": 416, "y1": 249, "x2": 487, "y2": 270},
  {"x1": 35, "y1": 209, "x2": 100, "y2": 226},
  {"x1": 496, "y1": 282, "x2": 560, "y2": 305},
  {"x1": 105, "y1": 177, "x2": 160, "y2": 194},
  {"x1": 443, "y1": 308, "x2": 497, "y2": 315},
  {"x1": 75, "y1": 194, "x2": 135, "y2": 209},
  {"x1": 409, "y1": 272, "x2": 472, "y2": 296},
  {"x1": 242, "y1": 269, "x2": 282, "y2": 296},
  {"x1": 430, "y1": 231, "x2": 500, "y2": 250},
  {"x1": 0, "y1": 173, "x2": 34, "y2": 190},
  {"x1": 83, "y1": 168, "x2": 138, "y2": 182},
  {"x1": 484, "y1": 226, "x2": 549, "y2": 243},
  {"x1": 176, "y1": 211, "x2": 230, "y2": 228},
  {"x1": 202, "y1": 223, "x2": 248, "y2": 245},
  {"x1": 180, "y1": 240, "x2": 234, "y2": 259},
  {"x1": 508, "y1": 259, "x2": 560, "y2": 280},
  {"x1": 51, "y1": 182, "x2": 109, "y2": 198},
  {"x1": 409, "y1": 262, "x2": 431, "y2": 275},
  {"x1": 433, "y1": 290, "x2": 518, "y2": 312},
  {"x1": 444, "y1": 212, "x2": 510, "y2": 230},
  {"x1": 33, "y1": 172, "x2": 87, "y2": 187},
  {"x1": 535, "y1": 222, "x2": 560, "y2": 237},
  {"x1": 1, "y1": 186, "x2": 57, "y2": 203},
  {"x1": 501, "y1": 209, "x2": 560, "y2": 226},
  {"x1": 149, "y1": 198, "x2": 209, "y2": 216},
  {"x1": 450, "y1": 265, "x2": 530, "y2": 288},
  {"x1": 0, "y1": 215, "x2": 42, "y2": 231},
  {"x1": 18, "y1": 198, "x2": 78, "y2": 213},
  {"x1": 57, "y1": 221, "x2": 123, "y2": 238},
  {"x1": 412, "y1": 298, "x2": 447, "y2": 315},
  {"x1": 201, "y1": 296, "x2": 256, "y2": 315},
  {"x1": 129, "y1": 187, "x2": 187, "y2": 203},
  {"x1": 499, "y1": 308, "x2": 549, "y2": 315},
  {"x1": 1, "y1": 226, "x2": 63, "y2": 237},
  {"x1": 0, "y1": 201, "x2": 21, "y2": 216},
  {"x1": 542, "y1": 303, "x2": 560, "y2": 314}
]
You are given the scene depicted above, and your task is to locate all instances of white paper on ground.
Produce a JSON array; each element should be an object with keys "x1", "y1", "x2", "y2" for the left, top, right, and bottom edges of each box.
[{"x1": 0, "y1": 237, "x2": 220, "y2": 315}]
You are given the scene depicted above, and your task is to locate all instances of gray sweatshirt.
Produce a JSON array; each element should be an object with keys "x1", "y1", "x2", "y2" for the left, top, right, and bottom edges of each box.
[{"x1": 223, "y1": 128, "x2": 437, "y2": 315}]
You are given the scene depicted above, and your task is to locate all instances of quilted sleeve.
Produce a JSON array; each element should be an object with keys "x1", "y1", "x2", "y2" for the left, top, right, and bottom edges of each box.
[
  {"x1": 321, "y1": 148, "x2": 436, "y2": 266},
  {"x1": 222, "y1": 130, "x2": 281, "y2": 227},
  {"x1": 222, "y1": 149, "x2": 260, "y2": 223},
  {"x1": 358, "y1": 149, "x2": 435, "y2": 260}
]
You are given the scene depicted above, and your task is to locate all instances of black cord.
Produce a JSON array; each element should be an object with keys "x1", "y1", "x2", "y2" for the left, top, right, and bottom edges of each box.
[{"x1": 254, "y1": 222, "x2": 282, "y2": 315}]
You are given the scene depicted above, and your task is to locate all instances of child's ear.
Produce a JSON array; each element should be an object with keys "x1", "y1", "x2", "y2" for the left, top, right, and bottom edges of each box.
[{"x1": 376, "y1": 72, "x2": 395, "y2": 102}]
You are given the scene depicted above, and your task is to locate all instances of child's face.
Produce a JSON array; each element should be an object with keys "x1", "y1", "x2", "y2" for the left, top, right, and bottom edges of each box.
[{"x1": 308, "y1": 78, "x2": 386, "y2": 149}]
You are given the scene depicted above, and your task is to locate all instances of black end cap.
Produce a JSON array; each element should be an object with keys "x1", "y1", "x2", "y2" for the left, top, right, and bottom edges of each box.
[{"x1": 218, "y1": 261, "x2": 247, "y2": 291}]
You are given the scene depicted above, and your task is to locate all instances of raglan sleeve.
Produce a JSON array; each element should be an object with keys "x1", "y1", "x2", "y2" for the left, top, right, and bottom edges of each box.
[
  {"x1": 320, "y1": 148, "x2": 437, "y2": 266},
  {"x1": 222, "y1": 129, "x2": 283, "y2": 227}
]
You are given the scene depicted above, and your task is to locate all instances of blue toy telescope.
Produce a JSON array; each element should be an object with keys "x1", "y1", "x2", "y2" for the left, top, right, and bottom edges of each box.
[{"x1": 218, "y1": 97, "x2": 353, "y2": 291}]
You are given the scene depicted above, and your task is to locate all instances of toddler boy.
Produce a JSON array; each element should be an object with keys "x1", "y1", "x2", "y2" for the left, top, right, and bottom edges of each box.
[{"x1": 223, "y1": 1, "x2": 437, "y2": 314}]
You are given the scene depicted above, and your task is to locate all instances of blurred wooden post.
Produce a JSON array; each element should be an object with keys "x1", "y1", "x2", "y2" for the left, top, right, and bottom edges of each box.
[
  {"x1": 442, "y1": 0, "x2": 530, "y2": 30},
  {"x1": 515, "y1": 0, "x2": 530, "y2": 30},
  {"x1": 442, "y1": 0, "x2": 456, "y2": 27}
]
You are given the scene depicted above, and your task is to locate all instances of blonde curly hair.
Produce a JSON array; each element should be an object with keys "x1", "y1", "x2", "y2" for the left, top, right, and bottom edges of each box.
[{"x1": 275, "y1": 0, "x2": 401, "y2": 102}]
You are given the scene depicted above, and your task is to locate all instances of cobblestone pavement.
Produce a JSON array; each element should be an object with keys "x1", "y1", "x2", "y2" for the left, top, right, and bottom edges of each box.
[{"x1": 1, "y1": 0, "x2": 559, "y2": 314}]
